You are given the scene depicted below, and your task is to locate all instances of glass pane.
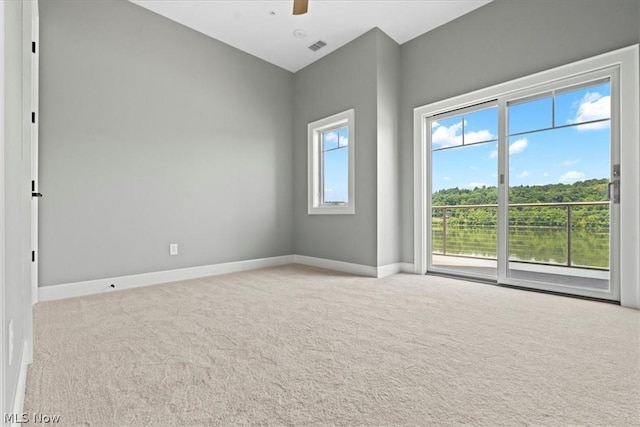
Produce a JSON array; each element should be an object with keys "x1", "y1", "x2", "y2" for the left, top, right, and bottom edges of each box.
[
  {"x1": 337, "y1": 126, "x2": 348, "y2": 148},
  {"x1": 464, "y1": 106, "x2": 498, "y2": 144},
  {"x1": 508, "y1": 206, "x2": 569, "y2": 265},
  {"x1": 432, "y1": 143, "x2": 498, "y2": 196},
  {"x1": 507, "y1": 123, "x2": 610, "y2": 290},
  {"x1": 431, "y1": 142, "x2": 497, "y2": 277},
  {"x1": 570, "y1": 205, "x2": 609, "y2": 268},
  {"x1": 507, "y1": 127, "x2": 610, "y2": 189},
  {"x1": 508, "y1": 96, "x2": 552, "y2": 135},
  {"x1": 431, "y1": 115, "x2": 463, "y2": 150},
  {"x1": 322, "y1": 130, "x2": 339, "y2": 151},
  {"x1": 323, "y1": 147, "x2": 348, "y2": 204},
  {"x1": 555, "y1": 82, "x2": 610, "y2": 129}
]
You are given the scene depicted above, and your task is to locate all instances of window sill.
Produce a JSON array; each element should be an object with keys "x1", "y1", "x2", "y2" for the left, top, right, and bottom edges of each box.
[{"x1": 308, "y1": 205, "x2": 355, "y2": 215}]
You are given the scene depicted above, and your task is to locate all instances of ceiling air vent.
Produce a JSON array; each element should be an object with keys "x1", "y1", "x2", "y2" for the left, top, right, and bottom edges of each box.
[{"x1": 308, "y1": 40, "x2": 327, "y2": 52}]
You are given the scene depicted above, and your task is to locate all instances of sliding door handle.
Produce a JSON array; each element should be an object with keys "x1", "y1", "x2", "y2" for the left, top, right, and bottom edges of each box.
[
  {"x1": 607, "y1": 182, "x2": 619, "y2": 204},
  {"x1": 31, "y1": 192, "x2": 43, "y2": 198}
]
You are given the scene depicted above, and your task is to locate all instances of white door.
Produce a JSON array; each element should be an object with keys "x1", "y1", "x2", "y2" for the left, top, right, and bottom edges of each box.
[{"x1": 30, "y1": 0, "x2": 40, "y2": 303}]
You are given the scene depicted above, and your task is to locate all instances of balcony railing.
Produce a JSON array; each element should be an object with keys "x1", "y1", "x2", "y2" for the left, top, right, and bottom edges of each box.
[{"x1": 432, "y1": 201, "x2": 610, "y2": 270}]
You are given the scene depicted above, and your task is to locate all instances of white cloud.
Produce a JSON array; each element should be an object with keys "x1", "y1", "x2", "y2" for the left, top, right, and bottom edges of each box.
[
  {"x1": 469, "y1": 166, "x2": 478, "y2": 170},
  {"x1": 465, "y1": 129, "x2": 494, "y2": 144},
  {"x1": 577, "y1": 121, "x2": 610, "y2": 131},
  {"x1": 570, "y1": 92, "x2": 610, "y2": 131},
  {"x1": 543, "y1": 172, "x2": 549, "y2": 177},
  {"x1": 559, "y1": 170, "x2": 585, "y2": 183},
  {"x1": 443, "y1": 176, "x2": 451, "y2": 181},
  {"x1": 489, "y1": 138, "x2": 527, "y2": 158},
  {"x1": 581, "y1": 92, "x2": 602, "y2": 104},
  {"x1": 323, "y1": 130, "x2": 347, "y2": 146},
  {"x1": 518, "y1": 171, "x2": 531, "y2": 179},
  {"x1": 563, "y1": 158, "x2": 580, "y2": 166},
  {"x1": 323, "y1": 132, "x2": 338, "y2": 143},
  {"x1": 509, "y1": 138, "x2": 528, "y2": 155},
  {"x1": 431, "y1": 120, "x2": 463, "y2": 148},
  {"x1": 466, "y1": 182, "x2": 488, "y2": 188},
  {"x1": 431, "y1": 120, "x2": 494, "y2": 148}
]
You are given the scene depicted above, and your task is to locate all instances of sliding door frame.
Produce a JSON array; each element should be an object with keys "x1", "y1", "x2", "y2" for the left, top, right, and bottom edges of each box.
[
  {"x1": 497, "y1": 67, "x2": 620, "y2": 300},
  {"x1": 413, "y1": 45, "x2": 639, "y2": 308},
  {"x1": 425, "y1": 100, "x2": 499, "y2": 279}
]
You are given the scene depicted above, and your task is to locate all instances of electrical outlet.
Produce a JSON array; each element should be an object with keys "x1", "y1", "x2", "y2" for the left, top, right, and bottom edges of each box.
[{"x1": 169, "y1": 243, "x2": 178, "y2": 255}]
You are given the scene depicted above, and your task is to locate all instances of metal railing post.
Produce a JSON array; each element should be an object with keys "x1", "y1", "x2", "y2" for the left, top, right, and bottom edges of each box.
[
  {"x1": 442, "y1": 208, "x2": 447, "y2": 255},
  {"x1": 567, "y1": 205, "x2": 572, "y2": 267}
]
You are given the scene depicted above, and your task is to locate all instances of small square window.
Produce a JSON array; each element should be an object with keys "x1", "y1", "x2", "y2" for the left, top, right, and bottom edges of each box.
[{"x1": 308, "y1": 109, "x2": 355, "y2": 215}]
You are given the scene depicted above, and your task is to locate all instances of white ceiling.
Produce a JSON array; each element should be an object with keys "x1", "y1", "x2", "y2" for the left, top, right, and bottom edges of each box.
[{"x1": 131, "y1": 0, "x2": 492, "y2": 72}]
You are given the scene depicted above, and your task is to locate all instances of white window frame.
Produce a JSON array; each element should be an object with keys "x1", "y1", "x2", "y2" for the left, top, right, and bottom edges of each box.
[
  {"x1": 308, "y1": 108, "x2": 355, "y2": 215},
  {"x1": 413, "y1": 45, "x2": 639, "y2": 309}
]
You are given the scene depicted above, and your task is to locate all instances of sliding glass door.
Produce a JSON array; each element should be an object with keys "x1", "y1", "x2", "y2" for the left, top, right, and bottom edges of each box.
[
  {"x1": 503, "y1": 73, "x2": 617, "y2": 295},
  {"x1": 427, "y1": 68, "x2": 619, "y2": 300},
  {"x1": 430, "y1": 103, "x2": 498, "y2": 279}
]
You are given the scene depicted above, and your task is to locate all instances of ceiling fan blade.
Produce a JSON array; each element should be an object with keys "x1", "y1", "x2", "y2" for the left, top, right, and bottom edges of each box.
[{"x1": 293, "y1": 0, "x2": 308, "y2": 15}]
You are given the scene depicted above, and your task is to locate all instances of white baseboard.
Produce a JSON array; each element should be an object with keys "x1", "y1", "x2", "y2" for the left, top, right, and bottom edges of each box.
[
  {"x1": 377, "y1": 263, "x2": 402, "y2": 278},
  {"x1": 377, "y1": 262, "x2": 415, "y2": 278},
  {"x1": 293, "y1": 255, "x2": 379, "y2": 277},
  {"x1": 38, "y1": 255, "x2": 416, "y2": 302},
  {"x1": 10, "y1": 340, "x2": 28, "y2": 427},
  {"x1": 38, "y1": 255, "x2": 295, "y2": 302},
  {"x1": 293, "y1": 256, "x2": 414, "y2": 278}
]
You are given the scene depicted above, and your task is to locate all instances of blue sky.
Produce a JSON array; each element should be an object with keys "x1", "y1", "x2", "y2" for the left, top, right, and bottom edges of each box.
[
  {"x1": 431, "y1": 82, "x2": 611, "y2": 193},
  {"x1": 322, "y1": 126, "x2": 349, "y2": 203}
]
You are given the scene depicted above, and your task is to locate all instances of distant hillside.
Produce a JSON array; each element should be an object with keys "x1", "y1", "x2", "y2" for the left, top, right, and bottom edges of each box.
[{"x1": 432, "y1": 179, "x2": 609, "y2": 228}]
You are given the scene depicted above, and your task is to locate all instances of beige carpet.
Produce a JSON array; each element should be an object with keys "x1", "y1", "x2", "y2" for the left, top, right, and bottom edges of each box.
[{"x1": 24, "y1": 264, "x2": 640, "y2": 426}]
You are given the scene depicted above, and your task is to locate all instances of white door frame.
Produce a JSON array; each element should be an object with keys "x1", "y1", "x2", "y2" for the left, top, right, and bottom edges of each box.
[
  {"x1": 1, "y1": 0, "x2": 7, "y2": 420},
  {"x1": 414, "y1": 45, "x2": 640, "y2": 308},
  {"x1": 30, "y1": 0, "x2": 39, "y2": 305},
  {"x1": 1, "y1": 1, "x2": 38, "y2": 419}
]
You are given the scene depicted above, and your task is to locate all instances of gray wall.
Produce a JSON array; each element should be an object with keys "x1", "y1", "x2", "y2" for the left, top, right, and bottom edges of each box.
[
  {"x1": 37, "y1": 0, "x2": 640, "y2": 282},
  {"x1": 292, "y1": 29, "x2": 401, "y2": 268},
  {"x1": 39, "y1": 0, "x2": 294, "y2": 286},
  {"x1": 3, "y1": 0, "x2": 33, "y2": 413},
  {"x1": 399, "y1": 0, "x2": 640, "y2": 263},
  {"x1": 376, "y1": 32, "x2": 401, "y2": 266},
  {"x1": 293, "y1": 30, "x2": 379, "y2": 267}
]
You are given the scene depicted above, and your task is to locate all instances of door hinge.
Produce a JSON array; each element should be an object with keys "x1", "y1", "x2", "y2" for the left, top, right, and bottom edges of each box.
[
  {"x1": 32, "y1": 180, "x2": 35, "y2": 192},
  {"x1": 31, "y1": 112, "x2": 36, "y2": 124},
  {"x1": 32, "y1": 251, "x2": 35, "y2": 262},
  {"x1": 32, "y1": 41, "x2": 36, "y2": 54}
]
